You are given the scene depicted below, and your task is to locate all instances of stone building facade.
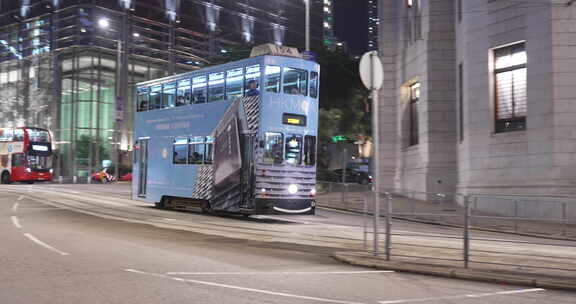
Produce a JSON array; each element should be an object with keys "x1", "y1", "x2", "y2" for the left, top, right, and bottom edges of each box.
[{"x1": 377, "y1": 0, "x2": 576, "y2": 197}]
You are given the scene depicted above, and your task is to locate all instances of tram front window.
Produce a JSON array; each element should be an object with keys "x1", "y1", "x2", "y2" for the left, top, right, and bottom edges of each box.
[
  {"x1": 285, "y1": 134, "x2": 303, "y2": 165},
  {"x1": 263, "y1": 132, "x2": 283, "y2": 164}
]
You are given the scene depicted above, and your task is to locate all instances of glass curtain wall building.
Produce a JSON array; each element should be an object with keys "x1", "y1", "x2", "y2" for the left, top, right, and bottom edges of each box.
[{"x1": 0, "y1": 0, "x2": 324, "y2": 178}]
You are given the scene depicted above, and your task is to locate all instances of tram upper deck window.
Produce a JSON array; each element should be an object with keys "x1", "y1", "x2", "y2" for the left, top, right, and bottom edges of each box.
[
  {"x1": 188, "y1": 136, "x2": 205, "y2": 164},
  {"x1": 309, "y1": 72, "x2": 319, "y2": 99},
  {"x1": 304, "y1": 135, "x2": 316, "y2": 166},
  {"x1": 265, "y1": 66, "x2": 281, "y2": 93},
  {"x1": 177, "y1": 79, "x2": 191, "y2": 106},
  {"x1": 245, "y1": 65, "x2": 261, "y2": 96},
  {"x1": 163, "y1": 82, "x2": 176, "y2": 108},
  {"x1": 285, "y1": 134, "x2": 303, "y2": 165},
  {"x1": 209, "y1": 72, "x2": 225, "y2": 102},
  {"x1": 137, "y1": 90, "x2": 149, "y2": 112},
  {"x1": 262, "y1": 132, "x2": 283, "y2": 165},
  {"x1": 283, "y1": 67, "x2": 307, "y2": 96},
  {"x1": 226, "y1": 68, "x2": 244, "y2": 100},
  {"x1": 192, "y1": 75, "x2": 207, "y2": 104},
  {"x1": 173, "y1": 137, "x2": 188, "y2": 164},
  {"x1": 150, "y1": 85, "x2": 162, "y2": 109}
]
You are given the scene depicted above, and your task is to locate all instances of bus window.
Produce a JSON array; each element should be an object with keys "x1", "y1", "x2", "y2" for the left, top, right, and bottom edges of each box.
[
  {"x1": 205, "y1": 136, "x2": 214, "y2": 164},
  {"x1": 303, "y1": 135, "x2": 316, "y2": 166},
  {"x1": 265, "y1": 66, "x2": 281, "y2": 93},
  {"x1": 245, "y1": 64, "x2": 261, "y2": 96},
  {"x1": 192, "y1": 75, "x2": 207, "y2": 104},
  {"x1": 208, "y1": 72, "x2": 225, "y2": 102},
  {"x1": 13, "y1": 129, "x2": 24, "y2": 141},
  {"x1": 262, "y1": 132, "x2": 283, "y2": 164},
  {"x1": 284, "y1": 134, "x2": 303, "y2": 165},
  {"x1": 27, "y1": 155, "x2": 52, "y2": 170},
  {"x1": 309, "y1": 72, "x2": 319, "y2": 99},
  {"x1": 28, "y1": 129, "x2": 49, "y2": 142},
  {"x1": 177, "y1": 79, "x2": 191, "y2": 106},
  {"x1": 163, "y1": 82, "x2": 176, "y2": 108},
  {"x1": 150, "y1": 85, "x2": 162, "y2": 109},
  {"x1": 12, "y1": 153, "x2": 25, "y2": 167},
  {"x1": 173, "y1": 137, "x2": 188, "y2": 164},
  {"x1": 137, "y1": 93, "x2": 149, "y2": 111},
  {"x1": 0, "y1": 128, "x2": 13, "y2": 141},
  {"x1": 226, "y1": 68, "x2": 244, "y2": 100},
  {"x1": 188, "y1": 136, "x2": 205, "y2": 164},
  {"x1": 283, "y1": 67, "x2": 307, "y2": 96}
]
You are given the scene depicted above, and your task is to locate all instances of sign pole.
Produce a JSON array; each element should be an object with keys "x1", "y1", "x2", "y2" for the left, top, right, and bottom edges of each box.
[{"x1": 358, "y1": 51, "x2": 384, "y2": 256}]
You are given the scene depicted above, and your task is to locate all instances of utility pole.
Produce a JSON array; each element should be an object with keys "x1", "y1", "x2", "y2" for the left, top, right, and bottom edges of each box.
[{"x1": 305, "y1": 0, "x2": 310, "y2": 52}]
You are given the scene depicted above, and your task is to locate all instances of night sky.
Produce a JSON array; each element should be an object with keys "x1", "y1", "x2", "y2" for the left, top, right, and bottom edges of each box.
[{"x1": 334, "y1": 0, "x2": 369, "y2": 56}]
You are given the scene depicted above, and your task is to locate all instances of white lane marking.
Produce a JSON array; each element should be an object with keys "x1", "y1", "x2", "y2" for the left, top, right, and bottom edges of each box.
[
  {"x1": 378, "y1": 288, "x2": 546, "y2": 304},
  {"x1": 11, "y1": 216, "x2": 22, "y2": 229},
  {"x1": 126, "y1": 269, "x2": 365, "y2": 304},
  {"x1": 23, "y1": 233, "x2": 70, "y2": 256},
  {"x1": 12, "y1": 202, "x2": 19, "y2": 213},
  {"x1": 163, "y1": 218, "x2": 177, "y2": 221},
  {"x1": 166, "y1": 270, "x2": 394, "y2": 276},
  {"x1": 65, "y1": 190, "x2": 80, "y2": 194},
  {"x1": 17, "y1": 195, "x2": 24, "y2": 201}
]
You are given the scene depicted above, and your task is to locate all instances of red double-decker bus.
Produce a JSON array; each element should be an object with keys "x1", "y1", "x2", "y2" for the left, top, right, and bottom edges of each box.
[{"x1": 0, "y1": 127, "x2": 53, "y2": 184}]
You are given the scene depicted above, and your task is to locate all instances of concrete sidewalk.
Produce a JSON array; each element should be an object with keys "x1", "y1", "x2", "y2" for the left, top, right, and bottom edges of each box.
[
  {"x1": 333, "y1": 251, "x2": 576, "y2": 291},
  {"x1": 317, "y1": 191, "x2": 576, "y2": 240}
]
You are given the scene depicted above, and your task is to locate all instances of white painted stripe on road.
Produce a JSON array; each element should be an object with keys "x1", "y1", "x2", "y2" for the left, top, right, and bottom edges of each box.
[
  {"x1": 17, "y1": 195, "x2": 24, "y2": 201},
  {"x1": 12, "y1": 202, "x2": 19, "y2": 213},
  {"x1": 166, "y1": 270, "x2": 395, "y2": 276},
  {"x1": 378, "y1": 288, "x2": 546, "y2": 304},
  {"x1": 11, "y1": 216, "x2": 22, "y2": 229},
  {"x1": 163, "y1": 218, "x2": 177, "y2": 221},
  {"x1": 23, "y1": 233, "x2": 70, "y2": 256},
  {"x1": 126, "y1": 269, "x2": 365, "y2": 304}
]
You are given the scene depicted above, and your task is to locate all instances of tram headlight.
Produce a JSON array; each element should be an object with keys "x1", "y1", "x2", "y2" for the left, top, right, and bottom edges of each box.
[
  {"x1": 287, "y1": 184, "x2": 299, "y2": 194},
  {"x1": 49, "y1": 169, "x2": 53, "y2": 174},
  {"x1": 261, "y1": 188, "x2": 266, "y2": 193},
  {"x1": 25, "y1": 168, "x2": 31, "y2": 173},
  {"x1": 310, "y1": 187, "x2": 316, "y2": 196}
]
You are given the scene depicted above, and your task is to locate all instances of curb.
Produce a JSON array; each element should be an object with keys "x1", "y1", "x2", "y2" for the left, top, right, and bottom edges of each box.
[{"x1": 332, "y1": 252, "x2": 576, "y2": 292}]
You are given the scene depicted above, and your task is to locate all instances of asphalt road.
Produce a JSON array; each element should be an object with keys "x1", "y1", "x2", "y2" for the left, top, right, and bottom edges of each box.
[{"x1": 0, "y1": 183, "x2": 574, "y2": 304}]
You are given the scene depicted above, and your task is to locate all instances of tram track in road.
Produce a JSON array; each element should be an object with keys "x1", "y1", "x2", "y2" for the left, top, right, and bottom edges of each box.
[{"x1": 2, "y1": 185, "x2": 364, "y2": 250}]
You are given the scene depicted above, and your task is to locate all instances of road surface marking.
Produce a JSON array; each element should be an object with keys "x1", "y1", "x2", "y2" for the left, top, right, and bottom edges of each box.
[
  {"x1": 23, "y1": 233, "x2": 70, "y2": 256},
  {"x1": 163, "y1": 218, "x2": 177, "y2": 221},
  {"x1": 378, "y1": 288, "x2": 545, "y2": 304},
  {"x1": 11, "y1": 216, "x2": 22, "y2": 229},
  {"x1": 166, "y1": 270, "x2": 394, "y2": 276},
  {"x1": 12, "y1": 202, "x2": 19, "y2": 213},
  {"x1": 126, "y1": 269, "x2": 366, "y2": 304},
  {"x1": 17, "y1": 195, "x2": 24, "y2": 201}
]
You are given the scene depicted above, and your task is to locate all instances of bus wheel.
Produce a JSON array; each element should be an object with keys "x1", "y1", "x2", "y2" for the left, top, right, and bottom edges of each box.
[{"x1": 1, "y1": 172, "x2": 11, "y2": 184}]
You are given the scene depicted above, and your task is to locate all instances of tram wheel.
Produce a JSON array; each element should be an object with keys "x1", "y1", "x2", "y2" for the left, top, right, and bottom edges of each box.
[{"x1": 1, "y1": 172, "x2": 11, "y2": 184}]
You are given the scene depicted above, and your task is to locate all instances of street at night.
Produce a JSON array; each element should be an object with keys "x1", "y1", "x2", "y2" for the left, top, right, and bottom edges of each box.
[{"x1": 1, "y1": 183, "x2": 574, "y2": 304}]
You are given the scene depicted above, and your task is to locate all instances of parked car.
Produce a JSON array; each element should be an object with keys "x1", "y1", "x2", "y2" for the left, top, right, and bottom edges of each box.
[{"x1": 331, "y1": 169, "x2": 372, "y2": 184}]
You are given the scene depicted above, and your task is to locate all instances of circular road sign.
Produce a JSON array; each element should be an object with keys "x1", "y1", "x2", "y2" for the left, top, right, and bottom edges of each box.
[{"x1": 359, "y1": 51, "x2": 384, "y2": 91}]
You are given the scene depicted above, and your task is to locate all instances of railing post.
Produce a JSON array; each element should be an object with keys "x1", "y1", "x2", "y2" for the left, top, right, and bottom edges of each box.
[
  {"x1": 373, "y1": 190, "x2": 380, "y2": 256},
  {"x1": 363, "y1": 193, "x2": 368, "y2": 251},
  {"x1": 562, "y1": 202, "x2": 567, "y2": 237},
  {"x1": 385, "y1": 192, "x2": 392, "y2": 261},
  {"x1": 513, "y1": 199, "x2": 519, "y2": 233},
  {"x1": 72, "y1": 176, "x2": 77, "y2": 184},
  {"x1": 463, "y1": 195, "x2": 471, "y2": 268}
]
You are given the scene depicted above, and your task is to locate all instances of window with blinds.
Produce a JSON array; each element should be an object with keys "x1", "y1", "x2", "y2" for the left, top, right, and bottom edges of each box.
[{"x1": 494, "y1": 43, "x2": 527, "y2": 133}]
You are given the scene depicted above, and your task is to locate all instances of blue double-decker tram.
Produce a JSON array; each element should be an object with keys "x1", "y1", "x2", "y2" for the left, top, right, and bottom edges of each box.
[{"x1": 132, "y1": 45, "x2": 319, "y2": 215}]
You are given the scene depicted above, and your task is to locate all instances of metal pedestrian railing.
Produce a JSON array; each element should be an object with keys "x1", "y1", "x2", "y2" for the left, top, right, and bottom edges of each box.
[{"x1": 316, "y1": 182, "x2": 576, "y2": 274}]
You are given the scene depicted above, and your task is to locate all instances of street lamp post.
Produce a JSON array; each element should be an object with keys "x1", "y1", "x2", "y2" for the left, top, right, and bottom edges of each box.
[{"x1": 304, "y1": 0, "x2": 310, "y2": 52}]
